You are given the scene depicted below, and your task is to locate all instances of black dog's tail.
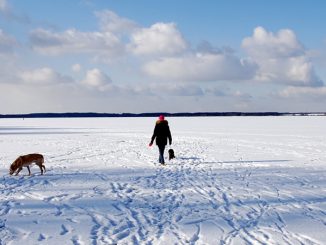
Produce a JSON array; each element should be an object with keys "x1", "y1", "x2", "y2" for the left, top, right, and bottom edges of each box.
[{"x1": 168, "y1": 149, "x2": 175, "y2": 160}]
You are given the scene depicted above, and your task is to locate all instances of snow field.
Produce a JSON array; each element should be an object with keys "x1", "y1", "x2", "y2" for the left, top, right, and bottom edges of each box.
[{"x1": 0, "y1": 117, "x2": 326, "y2": 244}]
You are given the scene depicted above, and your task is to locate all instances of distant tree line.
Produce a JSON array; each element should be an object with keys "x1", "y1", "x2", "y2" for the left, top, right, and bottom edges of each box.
[{"x1": 0, "y1": 112, "x2": 325, "y2": 118}]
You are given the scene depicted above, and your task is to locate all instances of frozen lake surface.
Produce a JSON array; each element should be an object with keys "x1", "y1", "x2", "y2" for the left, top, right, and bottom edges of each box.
[{"x1": 1, "y1": 117, "x2": 326, "y2": 244}]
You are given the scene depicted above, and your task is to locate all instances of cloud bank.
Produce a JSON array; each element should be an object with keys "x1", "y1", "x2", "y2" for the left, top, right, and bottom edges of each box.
[
  {"x1": 1, "y1": 7, "x2": 325, "y2": 113},
  {"x1": 27, "y1": 10, "x2": 323, "y2": 90}
]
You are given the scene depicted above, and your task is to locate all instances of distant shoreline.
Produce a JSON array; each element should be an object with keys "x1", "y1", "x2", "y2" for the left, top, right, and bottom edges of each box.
[{"x1": 1, "y1": 112, "x2": 325, "y2": 118}]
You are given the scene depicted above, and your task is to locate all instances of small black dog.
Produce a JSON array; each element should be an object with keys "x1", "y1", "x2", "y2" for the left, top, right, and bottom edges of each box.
[{"x1": 168, "y1": 149, "x2": 175, "y2": 160}]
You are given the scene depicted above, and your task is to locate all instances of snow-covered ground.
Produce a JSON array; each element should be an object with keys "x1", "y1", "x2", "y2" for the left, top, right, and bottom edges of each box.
[{"x1": 0, "y1": 116, "x2": 326, "y2": 245}]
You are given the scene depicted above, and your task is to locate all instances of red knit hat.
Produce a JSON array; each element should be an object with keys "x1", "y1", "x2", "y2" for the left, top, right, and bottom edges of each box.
[{"x1": 159, "y1": 115, "x2": 165, "y2": 120}]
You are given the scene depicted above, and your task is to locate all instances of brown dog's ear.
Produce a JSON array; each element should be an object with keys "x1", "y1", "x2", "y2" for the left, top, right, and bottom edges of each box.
[{"x1": 14, "y1": 157, "x2": 22, "y2": 169}]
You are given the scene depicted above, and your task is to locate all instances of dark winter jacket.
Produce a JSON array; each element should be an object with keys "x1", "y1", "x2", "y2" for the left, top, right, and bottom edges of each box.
[{"x1": 150, "y1": 120, "x2": 172, "y2": 146}]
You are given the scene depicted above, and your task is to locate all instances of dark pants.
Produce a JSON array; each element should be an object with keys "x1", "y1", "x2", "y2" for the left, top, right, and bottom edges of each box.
[{"x1": 158, "y1": 145, "x2": 166, "y2": 164}]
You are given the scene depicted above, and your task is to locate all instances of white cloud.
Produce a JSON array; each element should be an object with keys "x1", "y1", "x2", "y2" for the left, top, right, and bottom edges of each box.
[
  {"x1": 30, "y1": 28, "x2": 124, "y2": 57},
  {"x1": 81, "y1": 68, "x2": 112, "y2": 90},
  {"x1": 0, "y1": 29, "x2": 17, "y2": 55},
  {"x1": 205, "y1": 87, "x2": 252, "y2": 100},
  {"x1": 279, "y1": 86, "x2": 326, "y2": 98},
  {"x1": 148, "y1": 83, "x2": 204, "y2": 96},
  {"x1": 0, "y1": 0, "x2": 7, "y2": 12},
  {"x1": 129, "y1": 22, "x2": 187, "y2": 56},
  {"x1": 242, "y1": 27, "x2": 304, "y2": 58},
  {"x1": 29, "y1": 10, "x2": 139, "y2": 58},
  {"x1": 205, "y1": 87, "x2": 228, "y2": 97},
  {"x1": 242, "y1": 26, "x2": 323, "y2": 87},
  {"x1": 143, "y1": 51, "x2": 257, "y2": 82},
  {"x1": 0, "y1": 0, "x2": 30, "y2": 23},
  {"x1": 232, "y1": 90, "x2": 253, "y2": 101},
  {"x1": 29, "y1": 10, "x2": 138, "y2": 58},
  {"x1": 72, "y1": 64, "x2": 82, "y2": 73},
  {"x1": 20, "y1": 67, "x2": 72, "y2": 85},
  {"x1": 95, "y1": 10, "x2": 138, "y2": 34},
  {"x1": 29, "y1": 12, "x2": 188, "y2": 59},
  {"x1": 30, "y1": 20, "x2": 188, "y2": 60}
]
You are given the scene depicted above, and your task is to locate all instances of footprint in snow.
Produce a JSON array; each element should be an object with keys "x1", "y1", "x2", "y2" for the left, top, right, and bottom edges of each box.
[
  {"x1": 38, "y1": 233, "x2": 46, "y2": 241},
  {"x1": 60, "y1": 224, "x2": 70, "y2": 235}
]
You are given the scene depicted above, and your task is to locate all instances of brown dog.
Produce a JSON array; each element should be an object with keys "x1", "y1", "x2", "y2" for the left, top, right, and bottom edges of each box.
[{"x1": 9, "y1": 153, "x2": 46, "y2": 176}]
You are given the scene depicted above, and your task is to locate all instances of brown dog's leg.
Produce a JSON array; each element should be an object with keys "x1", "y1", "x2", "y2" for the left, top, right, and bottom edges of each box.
[
  {"x1": 37, "y1": 164, "x2": 44, "y2": 175},
  {"x1": 27, "y1": 166, "x2": 31, "y2": 176},
  {"x1": 40, "y1": 156, "x2": 45, "y2": 174},
  {"x1": 15, "y1": 167, "x2": 23, "y2": 176}
]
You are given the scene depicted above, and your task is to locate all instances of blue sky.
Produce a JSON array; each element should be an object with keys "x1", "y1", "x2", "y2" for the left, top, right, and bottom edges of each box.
[{"x1": 1, "y1": 0, "x2": 326, "y2": 113}]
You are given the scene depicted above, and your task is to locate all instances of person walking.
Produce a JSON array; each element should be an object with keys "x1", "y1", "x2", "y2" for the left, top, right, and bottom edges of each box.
[{"x1": 149, "y1": 115, "x2": 172, "y2": 165}]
